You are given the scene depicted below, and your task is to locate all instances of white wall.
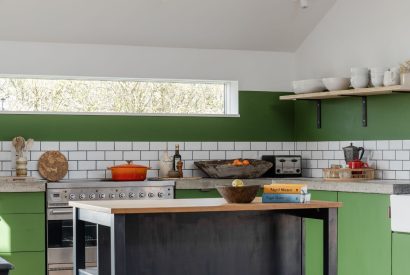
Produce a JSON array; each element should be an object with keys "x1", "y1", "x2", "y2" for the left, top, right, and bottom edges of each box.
[
  {"x1": 0, "y1": 41, "x2": 294, "y2": 92},
  {"x1": 295, "y1": 0, "x2": 410, "y2": 79}
]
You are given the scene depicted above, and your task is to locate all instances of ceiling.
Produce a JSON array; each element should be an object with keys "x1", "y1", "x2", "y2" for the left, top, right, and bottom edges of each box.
[{"x1": 0, "y1": 0, "x2": 336, "y2": 52}]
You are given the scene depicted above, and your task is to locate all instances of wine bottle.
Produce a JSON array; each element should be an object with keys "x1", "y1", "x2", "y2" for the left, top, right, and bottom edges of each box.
[{"x1": 173, "y1": 144, "x2": 182, "y2": 171}]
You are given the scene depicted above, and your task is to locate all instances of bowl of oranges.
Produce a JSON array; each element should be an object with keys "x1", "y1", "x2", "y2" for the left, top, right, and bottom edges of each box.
[{"x1": 194, "y1": 159, "x2": 273, "y2": 179}]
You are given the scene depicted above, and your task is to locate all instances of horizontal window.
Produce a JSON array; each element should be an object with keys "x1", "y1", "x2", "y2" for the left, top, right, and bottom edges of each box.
[{"x1": 0, "y1": 77, "x2": 239, "y2": 117}]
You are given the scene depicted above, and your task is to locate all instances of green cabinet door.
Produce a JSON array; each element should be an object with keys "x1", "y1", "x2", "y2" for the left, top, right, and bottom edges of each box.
[
  {"x1": 0, "y1": 252, "x2": 45, "y2": 275},
  {"x1": 305, "y1": 190, "x2": 338, "y2": 275},
  {"x1": 338, "y1": 192, "x2": 391, "y2": 275},
  {"x1": 0, "y1": 213, "x2": 45, "y2": 252},
  {"x1": 0, "y1": 193, "x2": 44, "y2": 214},
  {"x1": 392, "y1": 233, "x2": 410, "y2": 275}
]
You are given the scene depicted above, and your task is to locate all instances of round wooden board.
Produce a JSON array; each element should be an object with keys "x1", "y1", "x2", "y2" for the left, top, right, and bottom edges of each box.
[{"x1": 38, "y1": 151, "x2": 68, "y2": 182}]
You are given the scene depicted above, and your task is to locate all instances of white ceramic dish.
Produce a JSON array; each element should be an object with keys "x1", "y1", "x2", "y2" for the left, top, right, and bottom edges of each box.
[
  {"x1": 292, "y1": 79, "x2": 326, "y2": 94},
  {"x1": 322, "y1": 77, "x2": 351, "y2": 91},
  {"x1": 351, "y1": 76, "x2": 369, "y2": 89}
]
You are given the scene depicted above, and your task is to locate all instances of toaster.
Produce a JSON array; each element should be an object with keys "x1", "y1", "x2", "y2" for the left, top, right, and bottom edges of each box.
[{"x1": 262, "y1": 155, "x2": 302, "y2": 177}]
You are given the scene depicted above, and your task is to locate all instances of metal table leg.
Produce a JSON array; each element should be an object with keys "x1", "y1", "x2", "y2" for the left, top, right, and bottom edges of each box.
[
  {"x1": 110, "y1": 215, "x2": 126, "y2": 275},
  {"x1": 324, "y1": 208, "x2": 338, "y2": 275}
]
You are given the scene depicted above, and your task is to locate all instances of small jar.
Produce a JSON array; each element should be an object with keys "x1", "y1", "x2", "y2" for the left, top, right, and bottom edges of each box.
[{"x1": 16, "y1": 157, "x2": 28, "y2": 177}]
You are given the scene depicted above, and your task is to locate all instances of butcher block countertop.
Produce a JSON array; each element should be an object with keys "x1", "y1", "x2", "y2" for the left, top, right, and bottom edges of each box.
[{"x1": 69, "y1": 198, "x2": 342, "y2": 214}]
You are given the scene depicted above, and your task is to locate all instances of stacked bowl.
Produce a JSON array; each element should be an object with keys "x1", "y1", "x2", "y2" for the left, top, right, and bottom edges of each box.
[{"x1": 351, "y1": 67, "x2": 369, "y2": 89}]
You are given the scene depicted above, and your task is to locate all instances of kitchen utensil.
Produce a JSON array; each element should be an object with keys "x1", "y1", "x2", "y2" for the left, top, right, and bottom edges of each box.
[
  {"x1": 194, "y1": 159, "x2": 273, "y2": 179},
  {"x1": 16, "y1": 157, "x2": 27, "y2": 177},
  {"x1": 348, "y1": 160, "x2": 369, "y2": 169},
  {"x1": 108, "y1": 161, "x2": 149, "y2": 181},
  {"x1": 38, "y1": 151, "x2": 69, "y2": 182},
  {"x1": 322, "y1": 77, "x2": 351, "y2": 91},
  {"x1": 12, "y1": 136, "x2": 26, "y2": 158},
  {"x1": 292, "y1": 79, "x2": 326, "y2": 94},
  {"x1": 342, "y1": 143, "x2": 365, "y2": 163},
  {"x1": 216, "y1": 184, "x2": 260, "y2": 203},
  {"x1": 159, "y1": 151, "x2": 173, "y2": 178}
]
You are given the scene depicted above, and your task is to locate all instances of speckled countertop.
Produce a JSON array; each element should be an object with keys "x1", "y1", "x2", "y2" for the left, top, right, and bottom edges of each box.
[
  {"x1": 175, "y1": 178, "x2": 410, "y2": 194},
  {"x1": 0, "y1": 178, "x2": 46, "y2": 192}
]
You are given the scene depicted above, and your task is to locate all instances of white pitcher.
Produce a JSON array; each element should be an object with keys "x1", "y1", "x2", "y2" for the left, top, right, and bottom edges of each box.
[{"x1": 384, "y1": 67, "x2": 400, "y2": 86}]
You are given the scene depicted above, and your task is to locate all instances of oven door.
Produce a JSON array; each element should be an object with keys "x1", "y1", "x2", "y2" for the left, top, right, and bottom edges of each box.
[{"x1": 47, "y1": 208, "x2": 97, "y2": 274}]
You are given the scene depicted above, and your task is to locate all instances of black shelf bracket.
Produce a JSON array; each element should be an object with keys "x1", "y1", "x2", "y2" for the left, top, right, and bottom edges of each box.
[
  {"x1": 362, "y1": 96, "x2": 367, "y2": 127},
  {"x1": 316, "y1": 99, "x2": 322, "y2": 129}
]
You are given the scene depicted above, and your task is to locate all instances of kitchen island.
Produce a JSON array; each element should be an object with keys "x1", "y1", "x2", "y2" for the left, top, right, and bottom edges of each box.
[{"x1": 70, "y1": 198, "x2": 341, "y2": 275}]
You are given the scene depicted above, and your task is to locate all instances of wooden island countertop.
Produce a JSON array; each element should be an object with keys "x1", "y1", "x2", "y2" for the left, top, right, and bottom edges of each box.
[{"x1": 69, "y1": 197, "x2": 342, "y2": 214}]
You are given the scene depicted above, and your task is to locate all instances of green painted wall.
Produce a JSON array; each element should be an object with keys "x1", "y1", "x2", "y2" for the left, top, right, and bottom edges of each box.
[
  {"x1": 0, "y1": 91, "x2": 294, "y2": 141},
  {"x1": 294, "y1": 93, "x2": 410, "y2": 141}
]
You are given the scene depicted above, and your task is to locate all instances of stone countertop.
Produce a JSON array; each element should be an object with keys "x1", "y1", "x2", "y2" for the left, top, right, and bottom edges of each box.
[
  {"x1": 175, "y1": 178, "x2": 410, "y2": 195},
  {"x1": 0, "y1": 178, "x2": 46, "y2": 192}
]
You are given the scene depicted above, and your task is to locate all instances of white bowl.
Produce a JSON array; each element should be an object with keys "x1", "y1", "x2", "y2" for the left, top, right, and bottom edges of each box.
[
  {"x1": 322, "y1": 77, "x2": 351, "y2": 91},
  {"x1": 292, "y1": 79, "x2": 326, "y2": 94}
]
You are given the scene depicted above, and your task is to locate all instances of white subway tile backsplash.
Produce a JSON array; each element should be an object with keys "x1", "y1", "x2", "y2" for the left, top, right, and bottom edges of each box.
[
  {"x1": 371, "y1": 151, "x2": 383, "y2": 160},
  {"x1": 78, "y1": 161, "x2": 96, "y2": 170},
  {"x1": 133, "y1": 142, "x2": 150, "y2": 150},
  {"x1": 323, "y1": 151, "x2": 334, "y2": 160},
  {"x1": 149, "y1": 161, "x2": 161, "y2": 170},
  {"x1": 2, "y1": 142, "x2": 11, "y2": 151},
  {"x1": 149, "y1": 142, "x2": 167, "y2": 151},
  {"x1": 69, "y1": 171, "x2": 87, "y2": 179},
  {"x1": 383, "y1": 151, "x2": 395, "y2": 160},
  {"x1": 60, "y1": 142, "x2": 77, "y2": 151},
  {"x1": 267, "y1": 142, "x2": 282, "y2": 150},
  {"x1": 87, "y1": 151, "x2": 105, "y2": 160},
  {"x1": 226, "y1": 151, "x2": 242, "y2": 159},
  {"x1": 78, "y1": 142, "x2": 96, "y2": 151},
  {"x1": 68, "y1": 161, "x2": 78, "y2": 171},
  {"x1": 396, "y1": 171, "x2": 410, "y2": 180},
  {"x1": 383, "y1": 170, "x2": 396, "y2": 180},
  {"x1": 311, "y1": 151, "x2": 322, "y2": 160},
  {"x1": 390, "y1": 161, "x2": 403, "y2": 171},
  {"x1": 123, "y1": 151, "x2": 141, "y2": 161},
  {"x1": 301, "y1": 151, "x2": 312, "y2": 159},
  {"x1": 390, "y1": 140, "x2": 403, "y2": 150},
  {"x1": 318, "y1": 160, "x2": 329, "y2": 169},
  {"x1": 218, "y1": 142, "x2": 234, "y2": 150},
  {"x1": 311, "y1": 169, "x2": 322, "y2": 178},
  {"x1": 296, "y1": 142, "x2": 306, "y2": 151},
  {"x1": 140, "y1": 151, "x2": 158, "y2": 161},
  {"x1": 306, "y1": 160, "x2": 318, "y2": 169},
  {"x1": 105, "y1": 151, "x2": 123, "y2": 160},
  {"x1": 87, "y1": 170, "x2": 106, "y2": 179},
  {"x1": 234, "y1": 142, "x2": 250, "y2": 150},
  {"x1": 282, "y1": 142, "x2": 295, "y2": 150},
  {"x1": 306, "y1": 142, "x2": 318, "y2": 150},
  {"x1": 377, "y1": 161, "x2": 390, "y2": 170},
  {"x1": 185, "y1": 142, "x2": 201, "y2": 150},
  {"x1": 317, "y1": 142, "x2": 329, "y2": 150},
  {"x1": 180, "y1": 151, "x2": 193, "y2": 160},
  {"x1": 97, "y1": 161, "x2": 114, "y2": 170},
  {"x1": 334, "y1": 151, "x2": 345, "y2": 160},
  {"x1": 403, "y1": 161, "x2": 410, "y2": 170},
  {"x1": 242, "y1": 151, "x2": 258, "y2": 159},
  {"x1": 251, "y1": 142, "x2": 266, "y2": 150},
  {"x1": 377, "y1": 140, "x2": 389, "y2": 150},
  {"x1": 193, "y1": 151, "x2": 210, "y2": 160},
  {"x1": 69, "y1": 151, "x2": 86, "y2": 161},
  {"x1": 210, "y1": 151, "x2": 225, "y2": 159},
  {"x1": 41, "y1": 141, "x2": 59, "y2": 151},
  {"x1": 364, "y1": 140, "x2": 377, "y2": 150},
  {"x1": 328, "y1": 141, "x2": 339, "y2": 150},
  {"x1": 396, "y1": 151, "x2": 410, "y2": 161},
  {"x1": 115, "y1": 142, "x2": 132, "y2": 151},
  {"x1": 274, "y1": 151, "x2": 290, "y2": 155},
  {"x1": 202, "y1": 142, "x2": 217, "y2": 150},
  {"x1": 403, "y1": 140, "x2": 410, "y2": 150},
  {"x1": 97, "y1": 142, "x2": 114, "y2": 151}
]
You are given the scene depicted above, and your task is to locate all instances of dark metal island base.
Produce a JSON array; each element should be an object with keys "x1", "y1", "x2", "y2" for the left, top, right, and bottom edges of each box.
[{"x1": 71, "y1": 198, "x2": 341, "y2": 275}]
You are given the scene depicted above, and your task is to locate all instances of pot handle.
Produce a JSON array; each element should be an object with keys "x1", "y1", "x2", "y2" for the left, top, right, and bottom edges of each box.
[{"x1": 359, "y1": 147, "x2": 365, "y2": 160}]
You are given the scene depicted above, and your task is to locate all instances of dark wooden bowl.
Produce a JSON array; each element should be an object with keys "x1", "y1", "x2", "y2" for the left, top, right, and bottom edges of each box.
[
  {"x1": 194, "y1": 159, "x2": 273, "y2": 179},
  {"x1": 216, "y1": 185, "x2": 260, "y2": 203}
]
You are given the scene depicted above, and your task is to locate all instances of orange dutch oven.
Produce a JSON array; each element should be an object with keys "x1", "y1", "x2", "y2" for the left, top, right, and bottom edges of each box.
[{"x1": 108, "y1": 161, "x2": 149, "y2": 181}]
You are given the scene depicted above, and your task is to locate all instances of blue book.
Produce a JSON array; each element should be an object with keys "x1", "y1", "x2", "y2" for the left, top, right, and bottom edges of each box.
[{"x1": 262, "y1": 193, "x2": 311, "y2": 203}]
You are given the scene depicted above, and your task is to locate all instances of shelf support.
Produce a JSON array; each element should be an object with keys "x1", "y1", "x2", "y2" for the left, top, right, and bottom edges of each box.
[
  {"x1": 362, "y1": 96, "x2": 367, "y2": 127},
  {"x1": 316, "y1": 100, "x2": 321, "y2": 129}
]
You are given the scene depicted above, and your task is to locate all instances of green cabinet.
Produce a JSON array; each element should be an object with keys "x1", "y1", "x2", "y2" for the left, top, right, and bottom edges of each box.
[
  {"x1": 305, "y1": 191, "x2": 338, "y2": 275},
  {"x1": 176, "y1": 189, "x2": 222, "y2": 199},
  {"x1": 0, "y1": 192, "x2": 45, "y2": 275},
  {"x1": 338, "y1": 192, "x2": 391, "y2": 275},
  {"x1": 392, "y1": 233, "x2": 410, "y2": 275}
]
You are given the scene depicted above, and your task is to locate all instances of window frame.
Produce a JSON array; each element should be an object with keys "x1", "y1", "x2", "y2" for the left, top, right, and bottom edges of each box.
[{"x1": 0, "y1": 75, "x2": 240, "y2": 117}]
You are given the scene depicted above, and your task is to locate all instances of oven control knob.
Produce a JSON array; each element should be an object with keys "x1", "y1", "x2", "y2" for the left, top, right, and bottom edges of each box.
[
  {"x1": 99, "y1": 193, "x2": 106, "y2": 199},
  {"x1": 158, "y1": 192, "x2": 164, "y2": 198},
  {"x1": 148, "y1": 192, "x2": 155, "y2": 198},
  {"x1": 119, "y1": 193, "x2": 126, "y2": 199},
  {"x1": 89, "y1": 193, "x2": 96, "y2": 199},
  {"x1": 109, "y1": 193, "x2": 115, "y2": 199},
  {"x1": 69, "y1": 194, "x2": 76, "y2": 200},
  {"x1": 79, "y1": 194, "x2": 86, "y2": 200},
  {"x1": 129, "y1": 192, "x2": 136, "y2": 198},
  {"x1": 138, "y1": 192, "x2": 145, "y2": 198}
]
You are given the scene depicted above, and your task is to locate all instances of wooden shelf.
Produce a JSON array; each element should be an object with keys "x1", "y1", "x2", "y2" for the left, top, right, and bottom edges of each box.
[
  {"x1": 280, "y1": 85, "x2": 410, "y2": 129},
  {"x1": 279, "y1": 85, "x2": 410, "y2": 101}
]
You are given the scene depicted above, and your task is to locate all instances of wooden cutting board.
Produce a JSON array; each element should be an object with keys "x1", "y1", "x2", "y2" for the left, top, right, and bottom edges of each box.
[{"x1": 38, "y1": 151, "x2": 68, "y2": 182}]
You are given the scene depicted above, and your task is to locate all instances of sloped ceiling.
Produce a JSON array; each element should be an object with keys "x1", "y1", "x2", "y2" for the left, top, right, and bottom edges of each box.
[{"x1": 0, "y1": 0, "x2": 335, "y2": 52}]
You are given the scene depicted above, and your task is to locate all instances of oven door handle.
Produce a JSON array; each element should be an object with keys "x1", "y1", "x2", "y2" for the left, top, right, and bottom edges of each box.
[{"x1": 50, "y1": 209, "x2": 73, "y2": 215}]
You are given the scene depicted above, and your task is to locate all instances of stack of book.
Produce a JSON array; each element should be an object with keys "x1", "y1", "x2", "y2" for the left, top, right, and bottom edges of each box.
[{"x1": 262, "y1": 183, "x2": 311, "y2": 203}]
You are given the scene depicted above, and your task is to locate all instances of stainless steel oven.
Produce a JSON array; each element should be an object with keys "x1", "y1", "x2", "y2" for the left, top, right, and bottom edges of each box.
[{"x1": 46, "y1": 180, "x2": 175, "y2": 275}]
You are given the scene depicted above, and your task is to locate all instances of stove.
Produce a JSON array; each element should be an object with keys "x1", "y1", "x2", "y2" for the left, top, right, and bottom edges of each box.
[{"x1": 46, "y1": 180, "x2": 175, "y2": 275}]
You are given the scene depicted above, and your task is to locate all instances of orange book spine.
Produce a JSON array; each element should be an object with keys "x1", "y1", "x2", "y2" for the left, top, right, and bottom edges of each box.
[{"x1": 263, "y1": 184, "x2": 307, "y2": 194}]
